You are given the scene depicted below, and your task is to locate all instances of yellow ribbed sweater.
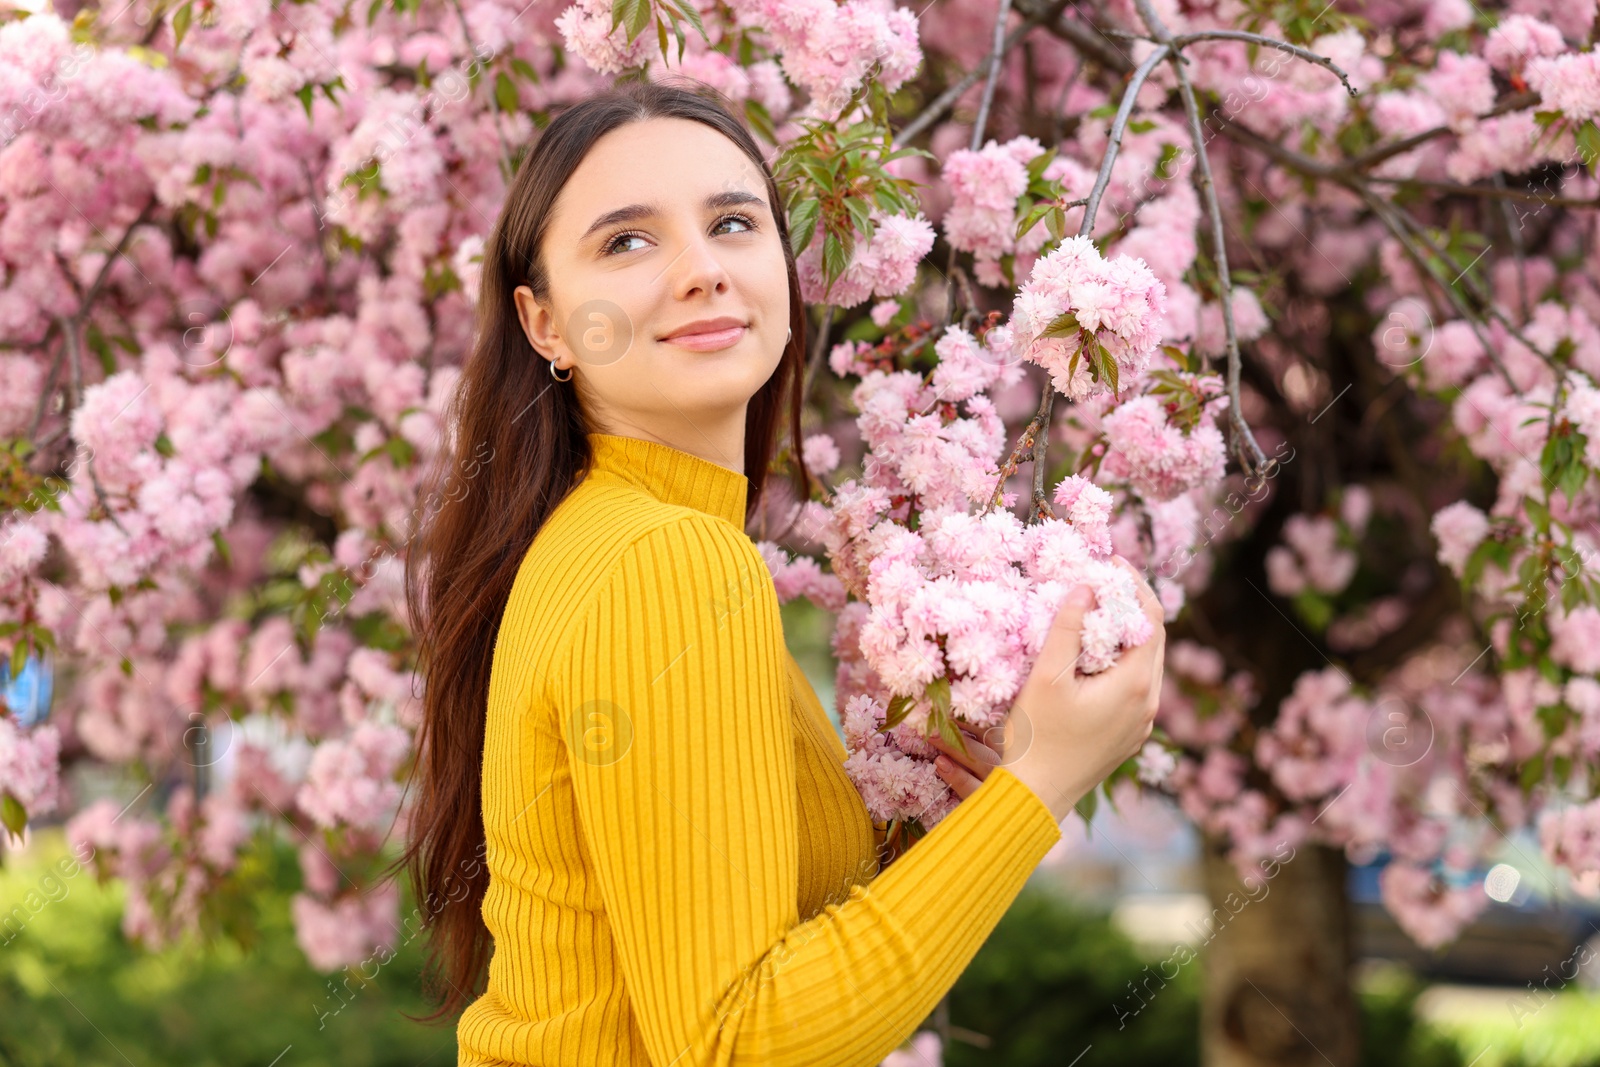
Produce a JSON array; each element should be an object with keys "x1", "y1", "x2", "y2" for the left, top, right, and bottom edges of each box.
[{"x1": 457, "y1": 432, "x2": 1063, "y2": 1066}]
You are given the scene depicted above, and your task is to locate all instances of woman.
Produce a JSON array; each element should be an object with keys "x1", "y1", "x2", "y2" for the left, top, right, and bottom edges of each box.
[{"x1": 402, "y1": 80, "x2": 1165, "y2": 1066}]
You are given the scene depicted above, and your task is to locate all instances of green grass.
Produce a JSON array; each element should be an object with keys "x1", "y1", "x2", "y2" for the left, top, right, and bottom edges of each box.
[{"x1": 1426, "y1": 988, "x2": 1600, "y2": 1067}]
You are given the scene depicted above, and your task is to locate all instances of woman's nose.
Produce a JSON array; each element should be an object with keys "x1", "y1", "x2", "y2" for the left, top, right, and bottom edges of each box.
[{"x1": 664, "y1": 231, "x2": 731, "y2": 299}]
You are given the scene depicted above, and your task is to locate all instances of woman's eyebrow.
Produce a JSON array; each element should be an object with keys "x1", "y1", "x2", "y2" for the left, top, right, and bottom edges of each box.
[{"x1": 578, "y1": 190, "x2": 768, "y2": 245}]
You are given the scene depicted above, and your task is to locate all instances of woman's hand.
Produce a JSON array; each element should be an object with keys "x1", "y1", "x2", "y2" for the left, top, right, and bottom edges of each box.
[
  {"x1": 999, "y1": 555, "x2": 1167, "y2": 824},
  {"x1": 928, "y1": 722, "x2": 1005, "y2": 799}
]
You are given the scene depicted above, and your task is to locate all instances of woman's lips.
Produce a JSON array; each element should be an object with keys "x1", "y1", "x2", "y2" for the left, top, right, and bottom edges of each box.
[{"x1": 659, "y1": 324, "x2": 747, "y2": 351}]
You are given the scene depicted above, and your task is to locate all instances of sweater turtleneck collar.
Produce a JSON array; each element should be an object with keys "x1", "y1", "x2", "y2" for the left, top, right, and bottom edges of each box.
[{"x1": 584, "y1": 432, "x2": 749, "y2": 529}]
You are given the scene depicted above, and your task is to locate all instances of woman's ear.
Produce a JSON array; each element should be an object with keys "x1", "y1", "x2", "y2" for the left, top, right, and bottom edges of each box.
[{"x1": 512, "y1": 284, "x2": 557, "y2": 361}]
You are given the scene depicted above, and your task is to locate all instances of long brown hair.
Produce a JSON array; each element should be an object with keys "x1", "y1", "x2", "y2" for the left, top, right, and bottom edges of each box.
[{"x1": 396, "y1": 81, "x2": 812, "y2": 1019}]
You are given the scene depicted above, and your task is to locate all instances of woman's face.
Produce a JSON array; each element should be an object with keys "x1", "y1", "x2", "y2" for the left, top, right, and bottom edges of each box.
[{"x1": 515, "y1": 116, "x2": 790, "y2": 444}]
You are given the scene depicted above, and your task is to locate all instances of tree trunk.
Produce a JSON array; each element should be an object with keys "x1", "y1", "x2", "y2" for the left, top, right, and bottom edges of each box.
[{"x1": 1199, "y1": 835, "x2": 1361, "y2": 1067}]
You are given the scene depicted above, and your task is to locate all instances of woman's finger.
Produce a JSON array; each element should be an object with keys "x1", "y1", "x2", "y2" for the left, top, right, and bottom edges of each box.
[
  {"x1": 965, "y1": 720, "x2": 1008, "y2": 761},
  {"x1": 933, "y1": 753, "x2": 984, "y2": 799},
  {"x1": 928, "y1": 730, "x2": 1000, "y2": 779}
]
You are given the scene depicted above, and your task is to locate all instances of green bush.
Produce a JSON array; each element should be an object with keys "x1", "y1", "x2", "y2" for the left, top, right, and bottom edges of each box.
[
  {"x1": 937, "y1": 886, "x2": 1200, "y2": 1067},
  {"x1": 0, "y1": 831, "x2": 457, "y2": 1067}
]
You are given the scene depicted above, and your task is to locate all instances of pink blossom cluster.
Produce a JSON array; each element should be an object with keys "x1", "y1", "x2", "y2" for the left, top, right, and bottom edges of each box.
[
  {"x1": 817, "y1": 335, "x2": 1154, "y2": 828},
  {"x1": 1540, "y1": 799, "x2": 1600, "y2": 881},
  {"x1": 725, "y1": 0, "x2": 922, "y2": 117},
  {"x1": 1004, "y1": 235, "x2": 1169, "y2": 400},
  {"x1": 291, "y1": 882, "x2": 402, "y2": 973},
  {"x1": 796, "y1": 208, "x2": 936, "y2": 308},
  {"x1": 66, "y1": 784, "x2": 255, "y2": 948},
  {"x1": 1155, "y1": 633, "x2": 1524, "y2": 951},
  {"x1": 296, "y1": 721, "x2": 413, "y2": 832},
  {"x1": 940, "y1": 135, "x2": 1089, "y2": 288},
  {"x1": 1264, "y1": 487, "x2": 1371, "y2": 598},
  {"x1": 1430, "y1": 500, "x2": 1492, "y2": 578},
  {"x1": 554, "y1": 0, "x2": 664, "y2": 77},
  {"x1": 0, "y1": 718, "x2": 60, "y2": 816},
  {"x1": 1098, "y1": 392, "x2": 1228, "y2": 503},
  {"x1": 559, "y1": 0, "x2": 921, "y2": 119},
  {"x1": 756, "y1": 539, "x2": 848, "y2": 612},
  {"x1": 1526, "y1": 49, "x2": 1600, "y2": 124},
  {"x1": 1379, "y1": 862, "x2": 1489, "y2": 951}
]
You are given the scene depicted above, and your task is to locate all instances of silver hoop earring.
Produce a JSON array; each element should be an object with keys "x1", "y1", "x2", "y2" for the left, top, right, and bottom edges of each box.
[
  {"x1": 550, "y1": 361, "x2": 573, "y2": 382},
  {"x1": 786, "y1": 326, "x2": 792, "y2": 345}
]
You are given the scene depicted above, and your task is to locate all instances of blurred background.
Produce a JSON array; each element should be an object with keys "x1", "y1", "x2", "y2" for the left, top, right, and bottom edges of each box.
[{"x1": 5, "y1": 598, "x2": 1600, "y2": 1067}]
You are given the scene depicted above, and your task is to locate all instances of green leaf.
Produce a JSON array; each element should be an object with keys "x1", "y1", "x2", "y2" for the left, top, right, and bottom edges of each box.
[
  {"x1": 667, "y1": 0, "x2": 706, "y2": 40},
  {"x1": 843, "y1": 195, "x2": 874, "y2": 240},
  {"x1": 211, "y1": 529, "x2": 233, "y2": 568},
  {"x1": 822, "y1": 229, "x2": 852, "y2": 287},
  {"x1": 1292, "y1": 589, "x2": 1335, "y2": 630},
  {"x1": 0, "y1": 793, "x2": 25, "y2": 838},
  {"x1": 1520, "y1": 753, "x2": 1545, "y2": 793},
  {"x1": 880, "y1": 692, "x2": 914, "y2": 731},
  {"x1": 86, "y1": 323, "x2": 116, "y2": 375},
  {"x1": 494, "y1": 72, "x2": 518, "y2": 113},
  {"x1": 744, "y1": 98, "x2": 776, "y2": 144},
  {"x1": 1524, "y1": 495, "x2": 1551, "y2": 534},
  {"x1": 1462, "y1": 534, "x2": 1511, "y2": 589},
  {"x1": 171, "y1": 0, "x2": 194, "y2": 49},
  {"x1": 623, "y1": 0, "x2": 651, "y2": 40},
  {"x1": 154, "y1": 431, "x2": 176, "y2": 458},
  {"x1": 1038, "y1": 309, "x2": 1081, "y2": 339},
  {"x1": 1536, "y1": 702, "x2": 1571, "y2": 739},
  {"x1": 1578, "y1": 121, "x2": 1600, "y2": 176},
  {"x1": 788, "y1": 197, "x2": 820, "y2": 256},
  {"x1": 1074, "y1": 787, "x2": 1098, "y2": 826},
  {"x1": 1098, "y1": 338, "x2": 1119, "y2": 395},
  {"x1": 10, "y1": 639, "x2": 28, "y2": 683},
  {"x1": 295, "y1": 83, "x2": 315, "y2": 120},
  {"x1": 1015, "y1": 201, "x2": 1054, "y2": 242},
  {"x1": 1162, "y1": 344, "x2": 1194, "y2": 373},
  {"x1": 1024, "y1": 145, "x2": 1060, "y2": 181}
]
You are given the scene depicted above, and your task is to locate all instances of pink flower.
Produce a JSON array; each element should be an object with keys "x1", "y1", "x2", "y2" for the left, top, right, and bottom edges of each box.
[
  {"x1": 1541, "y1": 798, "x2": 1600, "y2": 876},
  {"x1": 1099, "y1": 395, "x2": 1227, "y2": 502},
  {"x1": 1009, "y1": 236, "x2": 1168, "y2": 401},
  {"x1": 1379, "y1": 861, "x2": 1486, "y2": 950},
  {"x1": 295, "y1": 722, "x2": 412, "y2": 831},
  {"x1": 1527, "y1": 50, "x2": 1600, "y2": 124},
  {"x1": 797, "y1": 209, "x2": 935, "y2": 308},
  {"x1": 1430, "y1": 501, "x2": 1490, "y2": 577},
  {"x1": 1484, "y1": 16, "x2": 1568, "y2": 76},
  {"x1": 1551, "y1": 605, "x2": 1600, "y2": 674},
  {"x1": 0, "y1": 719, "x2": 60, "y2": 816},
  {"x1": 0, "y1": 353, "x2": 44, "y2": 436},
  {"x1": 1136, "y1": 741, "x2": 1177, "y2": 785},
  {"x1": 802, "y1": 433, "x2": 841, "y2": 475},
  {"x1": 290, "y1": 882, "x2": 400, "y2": 972}
]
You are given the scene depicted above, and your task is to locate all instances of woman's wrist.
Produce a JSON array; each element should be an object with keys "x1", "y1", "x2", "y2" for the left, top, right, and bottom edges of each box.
[{"x1": 1003, "y1": 754, "x2": 1091, "y2": 825}]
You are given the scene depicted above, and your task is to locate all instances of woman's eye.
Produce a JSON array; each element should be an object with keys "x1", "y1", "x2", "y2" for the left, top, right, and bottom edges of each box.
[
  {"x1": 715, "y1": 212, "x2": 757, "y2": 235},
  {"x1": 603, "y1": 231, "x2": 647, "y2": 256}
]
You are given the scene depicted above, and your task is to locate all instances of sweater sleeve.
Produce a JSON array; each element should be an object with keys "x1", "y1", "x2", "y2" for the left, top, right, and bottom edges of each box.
[{"x1": 552, "y1": 515, "x2": 1062, "y2": 1067}]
